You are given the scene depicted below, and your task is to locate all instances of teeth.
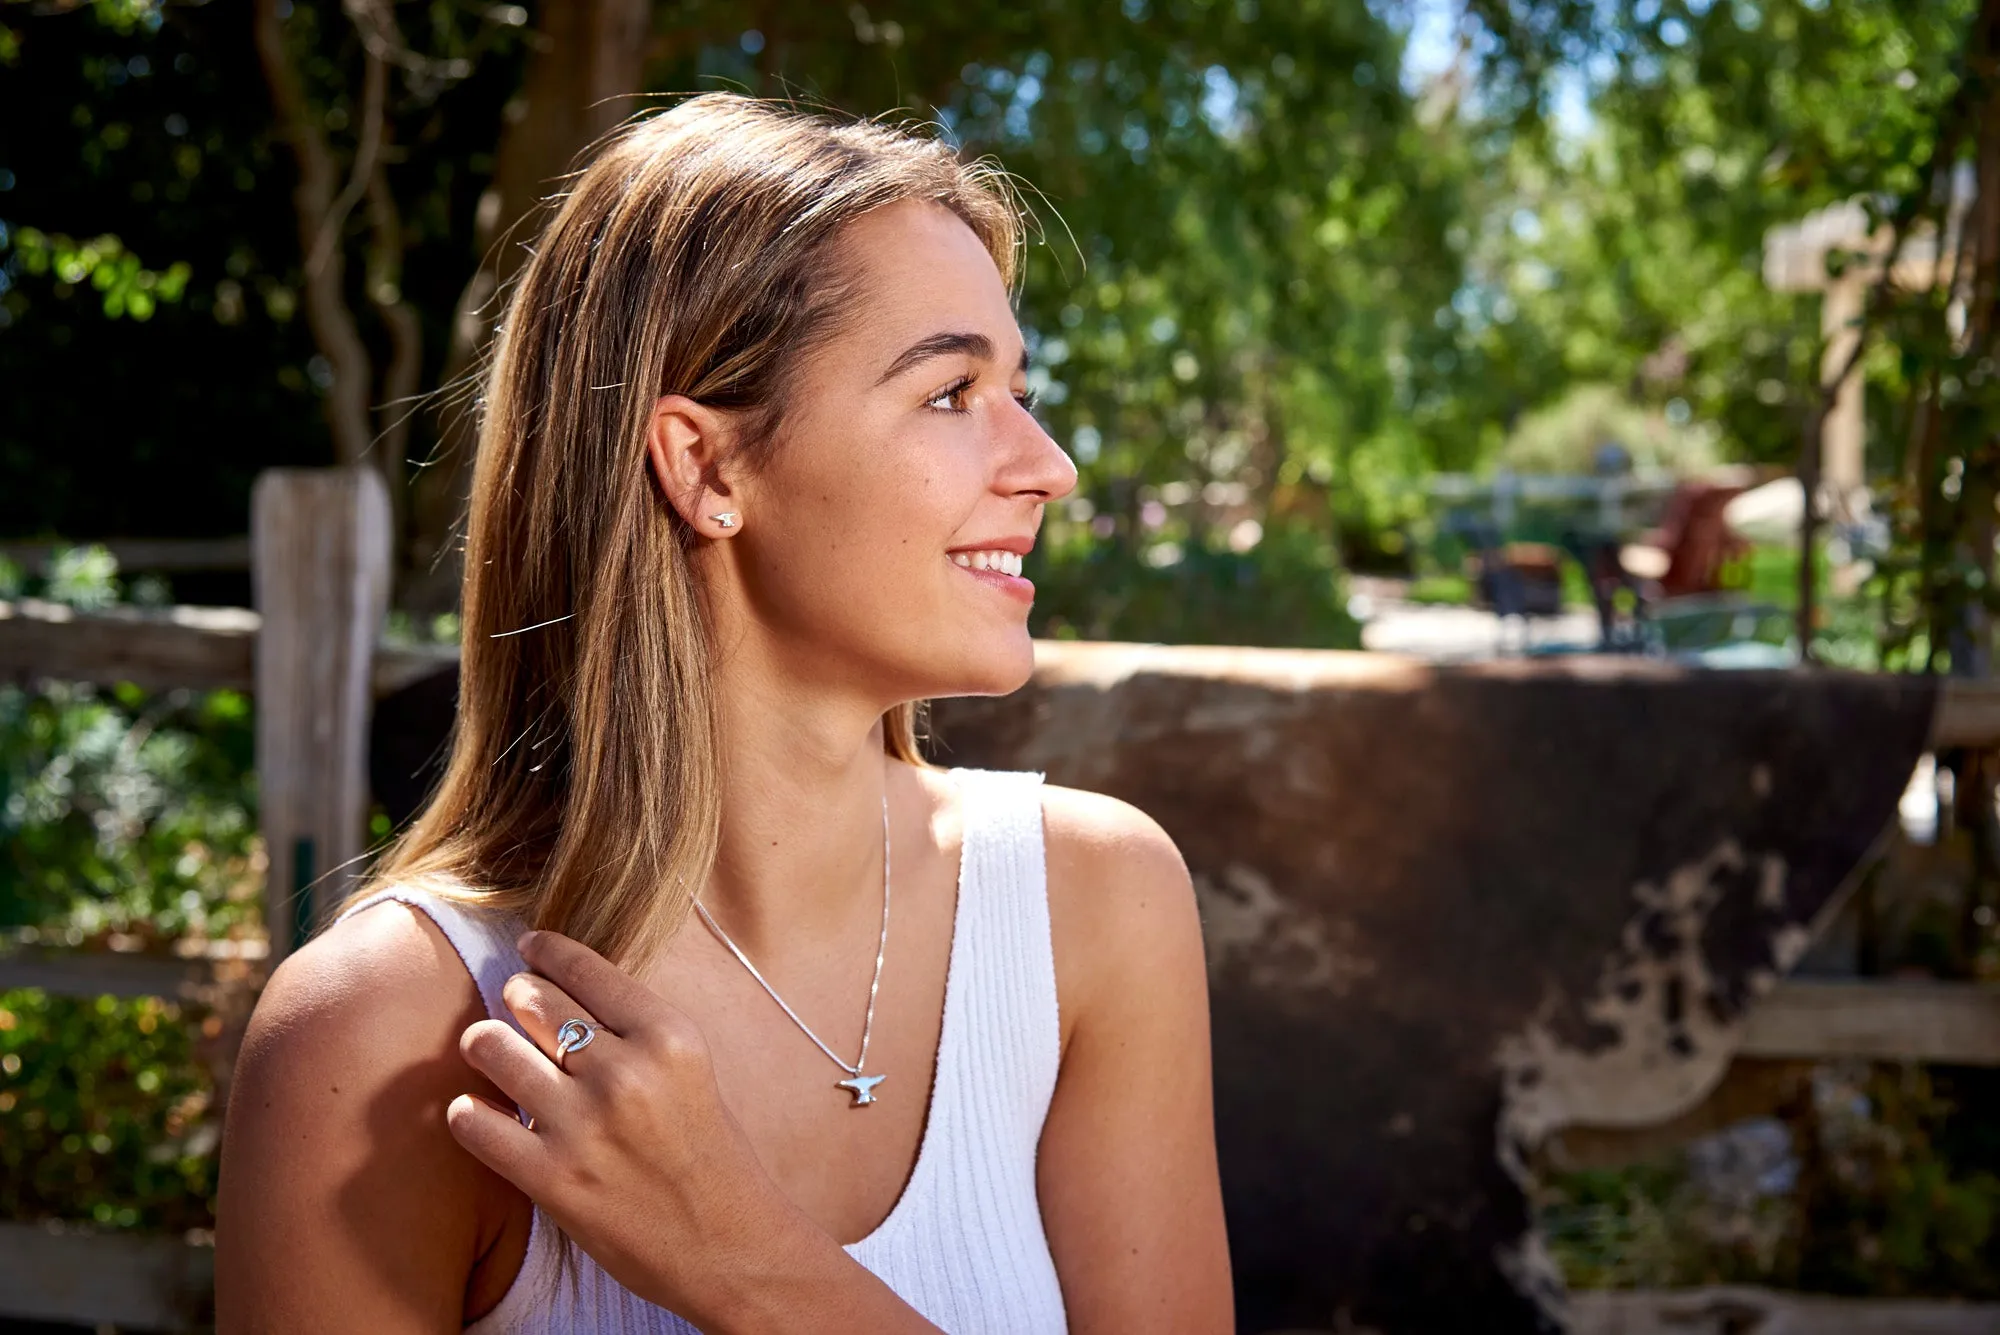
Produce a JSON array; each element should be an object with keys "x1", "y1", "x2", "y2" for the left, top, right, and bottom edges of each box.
[{"x1": 950, "y1": 550, "x2": 1023, "y2": 576}]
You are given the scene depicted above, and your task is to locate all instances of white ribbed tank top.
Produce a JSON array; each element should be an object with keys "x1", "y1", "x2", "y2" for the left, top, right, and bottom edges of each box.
[{"x1": 336, "y1": 766, "x2": 1067, "y2": 1333}]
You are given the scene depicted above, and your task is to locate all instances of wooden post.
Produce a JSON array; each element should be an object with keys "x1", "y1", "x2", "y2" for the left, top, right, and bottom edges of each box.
[
  {"x1": 1817, "y1": 272, "x2": 1868, "y2": 498},
  {"x1": 1764, "y1": 202, "x2": 1951, "y2": 509},
  {"x1": 251, "y1": 468, "x2": 391, "y2": 964},
  {"x1": 1765, "y1": 202, "x2": 1955, "y2": 650}
]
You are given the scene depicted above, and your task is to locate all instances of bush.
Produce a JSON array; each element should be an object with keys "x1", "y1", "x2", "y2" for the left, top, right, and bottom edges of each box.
[
  {"x1": 0, "y1": 989, "x2": 220, "y2": 1234},
  {"x1": 1028, "y1": 520, "x2": 1360, "y2": 649}
]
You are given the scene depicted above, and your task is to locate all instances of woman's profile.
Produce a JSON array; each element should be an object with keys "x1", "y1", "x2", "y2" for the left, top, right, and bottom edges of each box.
[{"x1": 214, "y1": 93, "x2": 1231, "y2": 1332}]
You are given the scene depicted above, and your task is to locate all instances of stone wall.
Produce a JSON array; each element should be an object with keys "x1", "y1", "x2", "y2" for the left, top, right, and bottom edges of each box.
[{"x1": 929, "y1": 643, "x2": 1934, "y2": 1334}]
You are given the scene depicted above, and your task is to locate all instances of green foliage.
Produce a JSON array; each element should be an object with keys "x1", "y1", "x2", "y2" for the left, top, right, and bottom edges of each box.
[
  {"x1": 1798, "y1": 1064, "x2": 2000, "y2": 1296},
  {"x1": 1542, "y1": 1157, "x2": 1792, "y2": 1289},
  {"x1": 0, "y1": 679, "x2": 261, "y2": 940},
  {"x1": 1500, "y1": 383, "x2": 1717, "y2": 476},
  {"x1": 0, "y1": 0, "x2": 530, "y2": 539},
  {"x1": 0, "y1": 550, "x2": 259, "y2": 940},
  {"x1": 1462, "y1": 0, "x2": 1970, "y2": 466},
  {"x1": 1462, "y1": 0, "x2": 1995, "y2": 670},
  {"x1": 0, "y1": 553, "x2": 254, "y2": 1233},
  {"x1": 642, "y1": 0, "x2": 1497, "y2": 587},
  {"x1": 1542, "y1": 1064, "x2": 2000, "y2": 1297},
  {"x1": 1029, "y1": 518, "x2": 1358, "y2": 648},
  {"x1": 6, "y1": 226, "x2": 190, "y2": 320},
  {"x1": 0, "y1": 989, "x2": 219, "y2": 1234}
]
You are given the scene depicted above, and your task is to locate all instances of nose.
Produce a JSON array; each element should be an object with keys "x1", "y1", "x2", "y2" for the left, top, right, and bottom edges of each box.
[{"x1": 1000, "y1": 397, "x2": 1078, "y2": 505}]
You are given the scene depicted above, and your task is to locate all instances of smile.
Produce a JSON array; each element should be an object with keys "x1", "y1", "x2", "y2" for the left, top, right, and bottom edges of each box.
[{"x1": 948, "y1": 549, "x2": 1024, "y2": 577}]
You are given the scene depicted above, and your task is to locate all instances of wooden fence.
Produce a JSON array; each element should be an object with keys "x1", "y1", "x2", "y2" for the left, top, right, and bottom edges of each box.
[{"x1": 4, "y1": 467, "x2": 2000, "y2": 1330}]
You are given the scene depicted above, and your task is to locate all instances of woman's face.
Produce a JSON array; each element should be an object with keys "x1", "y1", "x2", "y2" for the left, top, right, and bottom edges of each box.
[{"x1": 714, "y1": 198, "x2": 1077, "y2": 704}]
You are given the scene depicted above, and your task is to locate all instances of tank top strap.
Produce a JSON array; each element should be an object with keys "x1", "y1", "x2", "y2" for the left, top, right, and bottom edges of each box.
[
  {"x1": 942, "y1": 767, "x2": 1060, "y2": 1128},
  {"x1": 333, "y1": 885, "x2": 534, "y2": 1123}
]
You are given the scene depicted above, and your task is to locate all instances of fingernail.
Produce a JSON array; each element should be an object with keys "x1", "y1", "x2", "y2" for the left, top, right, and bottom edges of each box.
[{"x1": 516, "y1": 930, "x2": 537, "y2": 953}]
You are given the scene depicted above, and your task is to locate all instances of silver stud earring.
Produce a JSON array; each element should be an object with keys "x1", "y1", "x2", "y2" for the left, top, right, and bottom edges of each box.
[{"x1": 710, "y1": 512, "x2": 738, "y2": 529}]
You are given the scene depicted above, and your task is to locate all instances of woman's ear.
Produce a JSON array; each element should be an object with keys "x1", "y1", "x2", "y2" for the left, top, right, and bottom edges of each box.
[{"x1": 647, "y1": 394, "x2": 744, "y2": 536}]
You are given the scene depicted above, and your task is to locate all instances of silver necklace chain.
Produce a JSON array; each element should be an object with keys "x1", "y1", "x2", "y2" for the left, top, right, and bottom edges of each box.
[{"x1": 692, "y1": 791, "x2": 890, "y2": 1080}]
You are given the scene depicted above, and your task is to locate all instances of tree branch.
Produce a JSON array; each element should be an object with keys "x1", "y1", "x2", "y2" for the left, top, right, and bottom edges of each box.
[
  {"x1": 306, "y1": 1, "x2": 391, "y2": 281},
  {"x1": 252, "y1": 0, "x2": 374, "y2": 468}
]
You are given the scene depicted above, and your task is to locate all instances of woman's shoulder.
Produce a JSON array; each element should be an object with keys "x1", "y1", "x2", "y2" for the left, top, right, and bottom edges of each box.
[
  {"x1": 216, "y1": 894, "x2": 507, "y2": 1320},
  {"x1": 1034, "y1": 782, "x2": 1204, "y2": 1046},
  {"x1": 1037, "y1": 781, "x2": 1186, "y2": 876},
  {"x1": 227, "y1": 894, "x2": 500, "y2": 1167},
  {"x1": 224, "y1": 889, "x2": 503, "y2": 1181},
  {"x1": 254, "y1": 890, "x2": 492, "y2": 1055}
]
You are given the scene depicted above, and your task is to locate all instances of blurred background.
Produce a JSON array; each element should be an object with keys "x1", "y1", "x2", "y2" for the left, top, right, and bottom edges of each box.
[{"x1": 4, "y1": 0, "x2": 2000, "y2": 1331}]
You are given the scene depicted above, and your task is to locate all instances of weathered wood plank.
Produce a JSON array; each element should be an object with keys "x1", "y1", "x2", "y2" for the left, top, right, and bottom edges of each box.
[
  {"x1": 252, "y1": 468, "x2": 393, "y2": 962},
  {"x1": 1568, "y1": 1286, "x2": 2000, "y2": 1334},
  {"x1": 0, "y1": 597, "x2": 258, "y2": 693},
  {"x1": 0, "y1": 946, "x2": 209, "y2": 1001},
  {"x1": 0, "y1": 938, "x2": 266, "y2": 1000},
  {"x1": 928, "y1": 645, "x2": 1941, "y2": 1331},
  {"x1": 0, "y1": 597, "x2": 453, "y2": 697},
  {"x1": 1932, "y1": 675, "x2": 2000, "y2": 748},
  {"x1": 0, "y1": 535, "x2": 251, "y2": 575},
  {"x1": 0, "y1": 1221, "x2": 213, "y2": 1329},
  {"x1": 1548, "y1": 983, "x2": 2000, "y2": 1168},
  {"x1": 1738, "y1": 979, "x2": 2000, "y2": 1066}
]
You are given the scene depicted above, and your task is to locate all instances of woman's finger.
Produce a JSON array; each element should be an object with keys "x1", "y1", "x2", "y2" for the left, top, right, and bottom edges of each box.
[
  {"x1": 499, "y1": 970, "x2": 618, "y2": 1070},
  {"x1": 445, "y1": 1091, "x2": 550, "y2": 1194},
  {"x1": 458, "y1": 1018, "x2": 566, "y2": 1120},
  {"x1": 517, "y1": 930, "x2": 658, "y2": 1034}
]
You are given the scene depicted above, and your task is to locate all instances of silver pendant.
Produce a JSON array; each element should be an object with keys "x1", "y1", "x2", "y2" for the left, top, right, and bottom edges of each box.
[{"x1": 837, "y1": 1073, "x2": 886, "y2": 1106}]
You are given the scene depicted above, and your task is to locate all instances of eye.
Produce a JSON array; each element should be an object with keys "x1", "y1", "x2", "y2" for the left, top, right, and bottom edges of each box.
[
  {"x1": 1015, "y1": 387, "x2": 1041, "y2": 414},
  {"x1": 925, "y1": 375, "x2": 976, "y2": 414}
]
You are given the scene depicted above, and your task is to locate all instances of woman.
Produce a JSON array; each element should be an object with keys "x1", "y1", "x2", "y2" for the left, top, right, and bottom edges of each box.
[{"x1": 216, "y1": 94, "x2": 1231, "y2": 1333}]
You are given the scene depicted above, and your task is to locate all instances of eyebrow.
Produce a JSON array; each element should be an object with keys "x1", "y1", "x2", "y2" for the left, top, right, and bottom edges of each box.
[{"x1": 874, "y1": 330, "x2": 1030, "y2": 385}]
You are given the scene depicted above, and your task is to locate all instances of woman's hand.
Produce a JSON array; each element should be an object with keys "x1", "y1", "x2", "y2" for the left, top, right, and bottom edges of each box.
[{"x1": 444, "y1": 929, "x2": 823, "y2": 1329}]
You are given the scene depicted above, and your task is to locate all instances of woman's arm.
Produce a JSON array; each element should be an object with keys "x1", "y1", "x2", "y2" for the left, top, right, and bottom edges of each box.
[
  {"x1": 215, "y1": 904, "x2": 502, "y2": 1332},
  {"x1": 1038, "y1": 787, "x2": 1235, "y2": 1332}
]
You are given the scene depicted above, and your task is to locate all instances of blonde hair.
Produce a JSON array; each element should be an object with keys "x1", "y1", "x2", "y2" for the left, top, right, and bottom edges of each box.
[{"x1": 342, "y1": 94, "x2": 1023, "y2": 968}]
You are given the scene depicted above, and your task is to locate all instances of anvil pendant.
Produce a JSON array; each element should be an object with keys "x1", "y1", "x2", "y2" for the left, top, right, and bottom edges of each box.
[{"x1": 837, "y1": 1073, "x2": 886, "y2": 1106}]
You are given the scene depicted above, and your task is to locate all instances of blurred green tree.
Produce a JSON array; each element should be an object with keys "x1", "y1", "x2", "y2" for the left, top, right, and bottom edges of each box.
[{"x1": 0, "y1": 0, "x2": 1526, "y2": 646}]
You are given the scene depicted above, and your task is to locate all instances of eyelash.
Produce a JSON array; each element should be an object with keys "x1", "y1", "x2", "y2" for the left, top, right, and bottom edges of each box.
[{"x1": 925, "y1": 374, "x2": 1041, "y2": 416}]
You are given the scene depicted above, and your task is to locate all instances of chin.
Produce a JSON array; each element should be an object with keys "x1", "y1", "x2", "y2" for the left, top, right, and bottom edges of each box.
[{"x1": 916, "y1": 629, "x2": 1037, "y2": 700}]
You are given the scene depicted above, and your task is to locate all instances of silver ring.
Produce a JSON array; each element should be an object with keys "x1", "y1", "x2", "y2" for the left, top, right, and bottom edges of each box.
[{"x1": 554, "y1": 1018, "x2": 598, "y2": 1070}]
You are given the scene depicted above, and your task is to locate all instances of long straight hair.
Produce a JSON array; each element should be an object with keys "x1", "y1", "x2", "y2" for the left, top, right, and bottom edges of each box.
[{"x1": 341, "y1": 95, "x2": 1023, "y2": 968}]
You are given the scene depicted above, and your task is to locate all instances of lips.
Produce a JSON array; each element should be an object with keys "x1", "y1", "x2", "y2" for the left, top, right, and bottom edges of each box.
[{"x1": 947, "y1": 550, "x2": 1034, "y2": 604}]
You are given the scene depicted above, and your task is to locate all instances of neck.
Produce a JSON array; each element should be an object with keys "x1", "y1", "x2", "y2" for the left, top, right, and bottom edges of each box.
[{"x1": 698, "y1": 637, "x2": 900, "y2": 957}]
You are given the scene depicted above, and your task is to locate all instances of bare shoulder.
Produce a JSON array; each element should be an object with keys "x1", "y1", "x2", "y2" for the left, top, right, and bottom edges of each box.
[
  {"x1": 1039, "y1": 782, "x2": 1192, "y2": 900},
  {"x1": 216, "y1": 898, "x2": 503, "y2": 1328},
  {"x1": 1037, "y1": 784, "x2": 1205, "y2": 1046},
  {"x1": 233, "y1": 898, "x2": 488, "y2": 1104}
]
